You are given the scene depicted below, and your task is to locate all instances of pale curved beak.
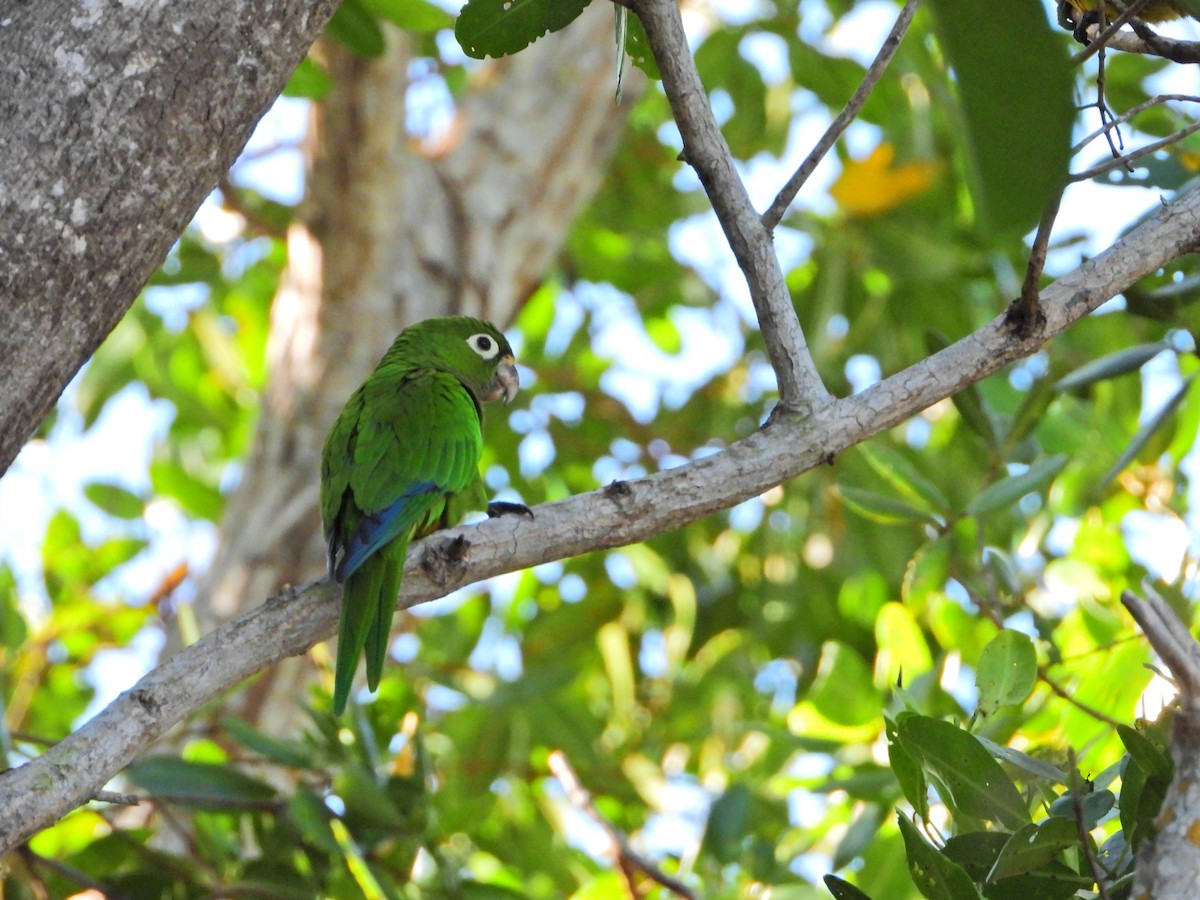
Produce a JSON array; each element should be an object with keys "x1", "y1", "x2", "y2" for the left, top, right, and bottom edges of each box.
[{"x1": 485, "y1": 356, "x2": 519, "y2": 403}]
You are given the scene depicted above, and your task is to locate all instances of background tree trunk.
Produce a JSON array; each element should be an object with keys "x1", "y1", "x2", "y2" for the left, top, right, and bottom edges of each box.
[
  {"x1": 196, "y1": 5, "x2": 640, "y2": 727},
  {"x1": 0, "y1": 0, "x2": 338, "y2": 478}
]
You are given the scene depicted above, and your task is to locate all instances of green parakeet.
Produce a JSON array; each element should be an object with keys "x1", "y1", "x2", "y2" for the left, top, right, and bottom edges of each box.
[{"x1": 320, "y1": 316, "x2": 520, "y2": 714}]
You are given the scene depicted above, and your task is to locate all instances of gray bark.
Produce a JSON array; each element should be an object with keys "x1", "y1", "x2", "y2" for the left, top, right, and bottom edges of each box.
[{"x1": 0, "y1": 0, "x2": 338, "y2": 477}]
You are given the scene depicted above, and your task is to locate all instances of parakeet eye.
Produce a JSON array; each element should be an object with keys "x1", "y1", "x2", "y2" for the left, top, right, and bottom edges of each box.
[{"x1": 467, "y1": 333, "x2": 500, "y2": 360}]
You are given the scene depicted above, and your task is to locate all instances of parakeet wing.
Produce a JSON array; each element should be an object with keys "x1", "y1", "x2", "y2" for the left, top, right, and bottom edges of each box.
[{"x1": 326, "y1": 367, "x2": 484, "y2": 580}]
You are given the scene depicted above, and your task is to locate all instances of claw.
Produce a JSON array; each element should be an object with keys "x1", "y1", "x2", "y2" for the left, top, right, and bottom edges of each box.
[{"x1": 487, "y1": 500, "x2": 534, "y2": 520}]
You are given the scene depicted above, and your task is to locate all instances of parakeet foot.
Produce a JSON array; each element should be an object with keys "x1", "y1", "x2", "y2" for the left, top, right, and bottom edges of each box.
[{"x1": 487, "y1": 500, "x2": 534, "y2": 519}]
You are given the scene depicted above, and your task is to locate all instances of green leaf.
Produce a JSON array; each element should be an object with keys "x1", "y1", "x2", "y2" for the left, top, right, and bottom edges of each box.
[
  {"x1": 703, "y1": 784, "x2": 753, "y2": 864},
  {"x1": 327, "y1": 0, "x2": 387, "y2": 58},
  {"x1": 1048, "y1": 788, "x2": 1115, "y2": 830},
  {"x1": 858, "y1": 442, "x2": 950, "y2": 513},
  {"x1": 982, "y1": 547, "x2": 1020, "y2": 597},
  {"x1": 360, "y1": 0, "x2": 454, "y2": 32},
  {"x1": 987, "y1": 817, "x2": 1078, "y2": 880},
  {"x1": 834, "y1": 803, "x2": 887, "y2": 871},
  {"x1": 283, "y1": 57, "x2": 333, "y2": 100},
  {"x1": 1004, "y1": 376, "x2": 1057, "y2": 450},
  {"x1": 1118, "y1": 724, "x2": 1173, "y2": 782},
  {"x1": 809, "y1": 642, "x2": 882, "y2": 727},
  {"x1": 0, "y1": 565, "x2": 27, "y2": 651},
  {"x1": 825, "y1": 874, "x2": 875, "y2": 900},
  {"x1": 1117, "y1": 750, "x2": 1169, "y2": 852},
  {"x1": 455, "y1": 0, "x2": 591, "y2": 59},
  {"x1": 1053, "y1": 342, "x2": 1169, "y2": 392},
  {"x1": 645, "y1": 316, "x2": 682, "y2": 354},
  {"x1": 128, "y1": 757, "x2": 277, "y2": 810},
  {"x1": 887, "y1": 715, "x2": 929, "y2": 821},
  {"x1": 966, "y1": 455, "x2": 1068, "y2": 516},
  {"x1": 223, "y1": 718, "x2": 314, "y2": 769},
  {"x1": 897, "y1": 716, "x2": 1030, "y2": 830},
  {"x1": 927, "y1": 0, "x2": 1073, "y2": 234},
  {"x1": 975, "y1": 630, "x2": 1037, "y2": 715},
  {"x1": 975, "y1": 736, "x2": 1067, "y2": 784},
  {"x1": 896, "y1": 813, "x2": 983, "y2": 900},
  {"x1": 83, "y1": 482, "x2": 145, "y2": 520},
  {"x1": 287, "y1": 785, "x2": 340, "y2": 855},
  {"x1": 1101, "y1": 377, "x2": 1193, "y2": 488},
  {"x1": 838, "y1": 486, "x2": 942, "y2": 526},
  {"x1": 150, "y1": 460, "x2": 224, "y2": 522},
  {"x1": 624, "y1": 12, "x2": 659, "y2": 78}
]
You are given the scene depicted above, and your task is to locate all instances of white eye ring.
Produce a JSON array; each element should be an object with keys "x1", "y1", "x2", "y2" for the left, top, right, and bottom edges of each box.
[{"x1": 467, "y1": 333, "x2": 500, "y2": 360}]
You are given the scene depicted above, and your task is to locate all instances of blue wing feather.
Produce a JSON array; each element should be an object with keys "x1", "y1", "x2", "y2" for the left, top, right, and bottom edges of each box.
[{"x1": 333, "y1": 480, "x2": 440, "y2": 581}]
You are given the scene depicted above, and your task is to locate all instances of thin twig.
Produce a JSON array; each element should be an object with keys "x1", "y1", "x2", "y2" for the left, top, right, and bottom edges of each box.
[
  {"x1": 1010, "y1": 190, "x2": 1063, "y2": 336},
  {"x1": 217, "y1": 176, "x2": 287, "y2": 240},
  {"x1": 1093, "y1": 27, "x2": 1200, "y2": 62},
  {"x1": 1038, "y1": 666, "x2": 1125, "y2": 729},
  {"x1": 1073, "y1": 94, "x2": 1200, "y2": 156},
  {"x1": 22, "y1": 845, "x2": 131, "y2": 900},
  {"x1": 1066, "y1": 749, "x2": 1113, "y2": 900},
  {"x1": 548, "y1": 750, "x2": 696, "y2": 899},
  {"x1": 760, "y1": 0, "x2": 919, "y2": 233},
  {"x1": 92, "y1": 790, "x2": 142, "y2": 806},
  {"x1": 1122, "y1": 588, "x2": 1200, "y2": 705},
  {"x1": 1072, "y1": 118, "x2": 1200, "y2": 182},
  {"x1": 631, "y1": 0, "x2": 829, "y2": 412}
]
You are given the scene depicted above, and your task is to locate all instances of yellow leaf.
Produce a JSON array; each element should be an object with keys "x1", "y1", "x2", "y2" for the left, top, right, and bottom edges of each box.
[{"x1": 830, "y1": 143, "x2": 939, "y2": 218}]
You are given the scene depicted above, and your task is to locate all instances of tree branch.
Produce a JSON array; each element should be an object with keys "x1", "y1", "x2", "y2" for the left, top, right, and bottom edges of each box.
[
  {"x1": 1075, "y1": 12, "x2": 1200, "y2": 65},
  {"x1": 0, "y1": 0, "x2": 339, "y2": 478},
  {"x1": 761, "y1": 0, "x2": 919, "y2": 233},
  {"x1": 1121, "y1": 587, "x2": 1200, "y2": 897},
  {"x1": 2, "y1": 178, "x2": 1199, "y2": 853},
  {"x1": 548, "y1": 750, "x2": 696, "y2": 899},
  {"x1": 631, "y1": 0, "x2": 830, "y2": 414}
]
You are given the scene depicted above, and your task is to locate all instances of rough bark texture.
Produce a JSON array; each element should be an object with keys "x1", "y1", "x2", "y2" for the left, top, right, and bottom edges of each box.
[
  {"x1": 0, "y1": 0, "x2": 338, "y2": 478},
  {"x1": 195, "y1": 5, "x2": 639, "y2": 729},
  {"x1": 1122, "y1": 589, "x2": 1200, "y2": 899}
]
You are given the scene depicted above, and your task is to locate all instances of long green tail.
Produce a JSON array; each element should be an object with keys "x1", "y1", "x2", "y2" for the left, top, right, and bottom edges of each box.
[{"x1": 333, "y1": 537, "x2": 408, "y2": 714}]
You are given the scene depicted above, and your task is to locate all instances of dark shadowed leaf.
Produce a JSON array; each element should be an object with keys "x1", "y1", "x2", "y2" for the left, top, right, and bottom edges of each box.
[
  {"x1": 966, "y1": 455, "x2": 1067, "y2": 516},
  {"x1": 898, "y1": 716, "x2": 1029, "y2": 830},
  {"x1": 927, "y1": 0, "x2": 1073, "y2": 234},
  {"x1": 455, "y1": 0, "x2": 591, "y2": 59},
  {"x1": 128, "y1": 757, "x2": 277, "y2": 810},
  {"x1": 896, "y1": 813, "x2": 983, "y2": 899}
]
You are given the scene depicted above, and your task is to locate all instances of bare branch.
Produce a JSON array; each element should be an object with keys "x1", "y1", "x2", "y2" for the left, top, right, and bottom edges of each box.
[
  {"x1": 761, "y1": 0, "x2": 919, "y2": 233},
  {"x1": 1122, "y1": 588, "x2": 1200, "y2": 706},
  {"x1": 548, "y1": 750, "x2": 696, "y2": 899},
  {"x1": 1011, "y1": 190, "x2": 1063, "y2": 336},
  {"x1": 2, "y1": 178, "x2": 1200, "y2": 853},
  {"x1": 92, "y1": 790, "x2": 141, "y2": 807},
  {"x1": 1121, "y1": 588, "x2": 1200, "y2": 897},
  {"x1": 1072, "y1": 118, "x2": 1200, "y2": 182},
  {"x1": 1092, "y1": 28, "x2": 1200, "y2": 62},
  {"x1": 1073, "y1": 94, "x2": 1200, "y2": 156},
  {"x1": 630, "y1": 0, "x2": 829, "y2": 414}
]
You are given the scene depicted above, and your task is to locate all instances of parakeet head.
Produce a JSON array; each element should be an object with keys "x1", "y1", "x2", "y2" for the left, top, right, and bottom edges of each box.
[{"x1": 390, "y1": 316, "x2": 519, "y2": 404}]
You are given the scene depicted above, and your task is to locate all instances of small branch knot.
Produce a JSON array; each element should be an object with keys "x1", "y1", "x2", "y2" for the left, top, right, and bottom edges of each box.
[{"x1": 419, "y1": 534, "x2": 472, "y2": 587}]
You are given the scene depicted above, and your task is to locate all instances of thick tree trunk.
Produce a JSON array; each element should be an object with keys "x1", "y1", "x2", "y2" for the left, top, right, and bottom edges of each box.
[
  {"x1": 197, "y1": 6, "x2": 640, "y2": 725},
  {"x1": 0, "y1": 0, "x2": 338, "y2": 478}
]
